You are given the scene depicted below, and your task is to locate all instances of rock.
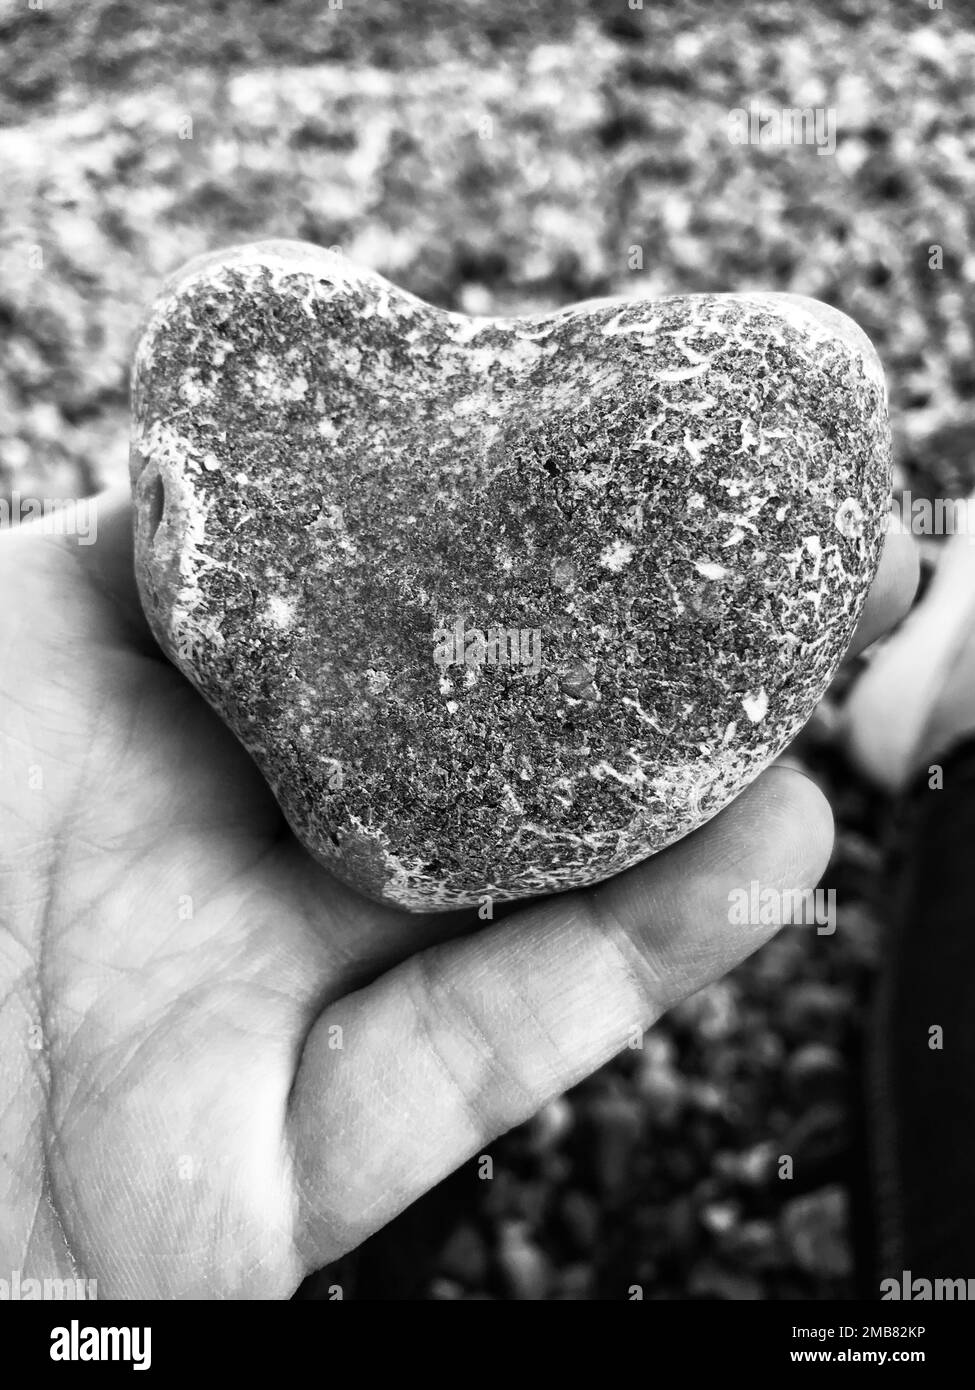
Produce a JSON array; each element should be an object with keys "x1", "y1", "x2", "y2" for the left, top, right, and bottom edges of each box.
[
  {"x1": 746, "y1": 1031, "x2": 785, "y2": 1070},
  {"x1": 131, "y1": 240, "x2": 891, "y2": 910},
  {"x1": 719, "y1": 1219, "x2": 783, "y2": 1271},
  {"x1": 729, "y1": 1140, "x2": 777, "y2": 1187},
  {"x1": 659, "y1": 1194, "x2": 698, "y2": 1252},
  {"x1": 686, "y1": 1079, "x2": 730, "y2": 1115},
  {"x1": 496, "y1": 1219, "x2": 549, "y2": 1300},
  {"x1": 639, "y1": 1030, "x2": 677, "y2": 1070},
  {"x1": 781, "y1": 1185, "x2": 852, "y2": 1279},
  {"x1": 480, "y1": 1168, "x2": 519, "y2": 1222},
  {"x1": 634, "y1": 1027, "x2": 685, "y2": 1124},
  {"x1": 784, "y1": 1043, "x2": 847, "y2": 1104},
  {"x1": 559, "y1": 1189, "x2": 601, "y2": 1253},
  {"x1": 835, "y1": 899, "x2": 883, "y2": 968},
  {"x1": 540, "y1": 1152, "x2": 572, "y2": 1187},
  {"x1": 553, "y1": 1262, "x2": 594, "y2": 1300},
  {"x1": 783, "y1": 1102, "x2": 850, "y2": 1181},
  {"x1": 510, "y1": 1179, "x2": 549, "y2": 1228},
  {"x1": 668, "y1": 980, "x2": 740, "y2": 1040},
  {"x1": 526, "y1": 1096, "x2": 573, "y2": 1152},
  {"x1": 688, "y1": 1260, "x2": 764, "y2": 1300},
  {"x1": 783, "y1": 981, "x2": 851, "y2": 1043},
  {"x1": 700, "y1": 1199, "x2": 740, "y2": 1236},
  {"x1": 428, "y1": 1277, "x2": 464, "y2": 1300},
  {"x1": 585, "y1": 1089, "x2": 644, "y2": 1198},
  {"x1": 436, "y1": 1222, "x2": 488, "y2": 1286},
  {"x1": 635, "y1": 1061, "x2": 685, "y2": 1127}
]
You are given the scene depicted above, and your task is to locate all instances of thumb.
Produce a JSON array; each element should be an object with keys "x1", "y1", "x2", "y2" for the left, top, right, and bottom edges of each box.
[{"x1": 286, "y1": 762, "x2": 834, "y2": 1266}]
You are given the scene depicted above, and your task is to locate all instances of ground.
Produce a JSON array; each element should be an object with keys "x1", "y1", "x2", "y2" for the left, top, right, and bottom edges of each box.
[{"x1": 2, "y1": 0, "x2": 974, "y2": 1298}]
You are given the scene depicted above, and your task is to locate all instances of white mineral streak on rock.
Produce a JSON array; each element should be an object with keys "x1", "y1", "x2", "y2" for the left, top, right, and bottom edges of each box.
[
  {"x1": 598, "y1": 309, "x2": 663, "y2": 337},
  {"x1": 658, "y1": 361, "x2": 712, "y2": 382},
  {"x1": 599, "y1": 538, "x2": 635, "y2": 571},
  {"x1": 683, "y1": 427, "x2": 719, "y2": 464},
  {"x1": 502, "y1": 783, "x2": 525, "y2": 814},
  {"x1": 134, "y1": 421, "x2": 225, "y2": 665},
  {"x1": 622, "y1": 695, "x2": 664, "y2": 730},
  {"x1": 694, "y1": 560, "x2": 728, "y2": 580},
  {"x1": 742, "y1": 688, "x2": 770, "y2": 723},
  {"x1": 265, "y1": 595, "x2": 296, "y2": 629},
  {"x1": 835, "y1": 497, "x2": 866, "y2": 538}
]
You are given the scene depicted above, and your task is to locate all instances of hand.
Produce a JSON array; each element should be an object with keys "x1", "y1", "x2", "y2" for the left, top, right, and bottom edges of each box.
[{"x1": 0, "y1": 490, "x2": 917, "y2": 1298}]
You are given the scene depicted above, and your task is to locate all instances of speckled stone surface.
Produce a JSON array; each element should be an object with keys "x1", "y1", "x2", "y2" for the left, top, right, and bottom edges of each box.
[{"x1": 130, "y1": 240, "x2": 890, "y2": 911}]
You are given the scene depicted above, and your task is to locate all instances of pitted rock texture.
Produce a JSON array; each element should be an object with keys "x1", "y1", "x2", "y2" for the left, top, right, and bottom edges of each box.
[{"x1": 130, "y1": 240, "x2": 891, "y2": 911}]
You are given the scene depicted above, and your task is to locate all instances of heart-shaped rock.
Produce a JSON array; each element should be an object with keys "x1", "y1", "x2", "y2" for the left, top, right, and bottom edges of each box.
[{"x1": 131, "y1": 241, "x2": 890, "y2": 911}]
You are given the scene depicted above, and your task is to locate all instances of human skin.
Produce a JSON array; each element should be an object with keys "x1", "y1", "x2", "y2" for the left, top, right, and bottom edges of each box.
[{"x1": 0, "y1": 489, "x2": 916, "y2": 1297}]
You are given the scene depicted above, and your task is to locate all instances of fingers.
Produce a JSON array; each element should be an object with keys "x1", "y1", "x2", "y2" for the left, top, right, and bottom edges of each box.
[
  {"x1": 846, "y1": 517, "x2": 919, "y2": 659},
  {"x1": 288, "y1": 762, "x2": 833, "y2": 1265}
]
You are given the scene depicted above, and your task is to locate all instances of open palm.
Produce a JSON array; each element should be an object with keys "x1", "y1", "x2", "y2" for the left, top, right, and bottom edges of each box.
[{"x1": 0, "y1": 490, "x2": 915, "y2": 1298}]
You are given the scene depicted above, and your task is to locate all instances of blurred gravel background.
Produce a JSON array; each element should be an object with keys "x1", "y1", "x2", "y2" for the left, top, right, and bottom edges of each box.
[{"x1": 2, "y1": 0, "x2": 974, "y2": 1299}]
